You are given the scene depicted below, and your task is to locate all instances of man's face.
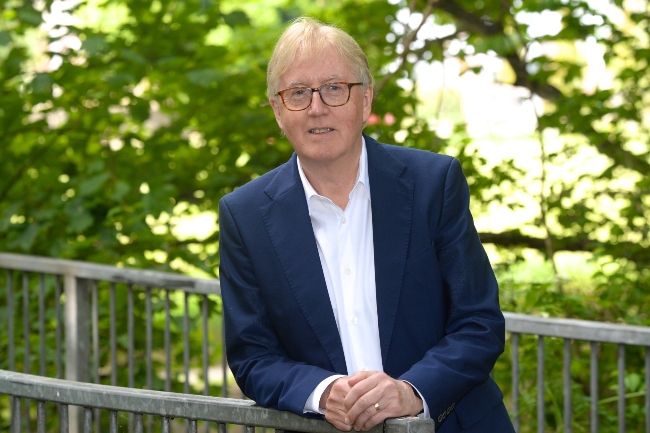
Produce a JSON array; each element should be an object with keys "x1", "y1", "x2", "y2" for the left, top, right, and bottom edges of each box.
[{"x1": 270, "y1": 45, "x2": 373, "y2": 167}]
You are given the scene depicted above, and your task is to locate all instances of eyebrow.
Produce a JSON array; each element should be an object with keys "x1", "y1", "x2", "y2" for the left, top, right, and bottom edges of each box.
[{"x1": 288, "y1": 74, "x2": 344, "y2": 87}]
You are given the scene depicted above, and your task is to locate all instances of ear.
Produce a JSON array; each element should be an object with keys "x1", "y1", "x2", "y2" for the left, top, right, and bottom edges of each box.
[
  {"x1": 361, "y1": 86, "x2": 374, "y2": 124},
  {"x1": 270, "y1": 98, "x2": 285, "y2": 131}
]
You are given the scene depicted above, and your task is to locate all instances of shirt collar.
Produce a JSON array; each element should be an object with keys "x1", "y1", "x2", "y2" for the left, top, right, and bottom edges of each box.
[{"x1": 297, "y1": 136, "x2": 371, "y2": 206}]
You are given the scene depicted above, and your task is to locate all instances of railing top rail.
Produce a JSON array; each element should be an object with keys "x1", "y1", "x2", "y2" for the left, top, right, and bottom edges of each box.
[
  {"x1": 0, "y1": 370, "x2": 434, "y2": 433},
  {"x1": 504, "y1": 312, "x2": 650, "y2": 346},
  {"x1": 0, "y1": 253, "x2": 220, "y2": 295}
]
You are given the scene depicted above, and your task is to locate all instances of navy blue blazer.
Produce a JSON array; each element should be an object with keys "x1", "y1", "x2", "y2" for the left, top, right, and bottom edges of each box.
[{"x1": 219, "y1": 135, "x2": 511, "y2": 431}]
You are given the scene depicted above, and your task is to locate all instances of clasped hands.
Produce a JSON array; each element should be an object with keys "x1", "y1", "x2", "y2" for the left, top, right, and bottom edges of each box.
[{"x1": 320, "y1": 371, "x2": 423, "y2": 431}]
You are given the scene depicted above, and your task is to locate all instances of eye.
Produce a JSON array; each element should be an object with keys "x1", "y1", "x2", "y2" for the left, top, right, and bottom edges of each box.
[
  {"x1": 289, "y1": 88, "x2": 309, "y2": 97},
  {"x1": 327, "y1": 83, "x2": 343, "y2": 92}
]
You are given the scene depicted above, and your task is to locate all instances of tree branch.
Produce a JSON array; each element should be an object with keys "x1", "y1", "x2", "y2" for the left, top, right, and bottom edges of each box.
[{"x1": 479, "y1": 230, "x2": 649, "y2": 264}]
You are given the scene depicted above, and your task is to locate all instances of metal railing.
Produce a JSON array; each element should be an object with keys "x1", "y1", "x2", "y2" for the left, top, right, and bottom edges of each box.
[
  {"x1": 0, "y1": 252, "x2": 227, "y2": 433},
  {"x1": 504, "y1": 313, "x2": 650, "y2": 433},
  {"x1": 0, "y1": 369, "x2": 434, "y2": 433},
  {"x1": 1, "y1": 253, "x2": 649, "y2": 433}
]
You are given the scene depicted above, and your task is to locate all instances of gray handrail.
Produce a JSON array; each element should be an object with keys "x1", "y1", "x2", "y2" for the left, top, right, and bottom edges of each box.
[
  {"x1": 0, "y1": 369, "x2": 435, "y2": 433},
  {"x1": 504, "y1": 312, "x2": 650, "y2": 346},
  {"x1": 0, "y1": 252, "x2": 220, "y2": 295}
]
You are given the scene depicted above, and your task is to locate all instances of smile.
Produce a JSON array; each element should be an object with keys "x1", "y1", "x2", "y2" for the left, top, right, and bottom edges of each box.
[{"x1": 309, "y1": 128, "x2": 334, "y2": 134}]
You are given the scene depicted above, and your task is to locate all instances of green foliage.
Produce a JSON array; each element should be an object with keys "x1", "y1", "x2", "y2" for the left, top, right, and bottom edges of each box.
[{"x1": 1, "y1": 0, "x2": 649, "y2": 431}]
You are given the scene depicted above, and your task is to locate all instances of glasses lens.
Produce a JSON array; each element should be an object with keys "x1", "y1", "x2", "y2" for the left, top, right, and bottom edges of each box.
[
  {"x1": 320, "y1": 83, "x2": 349, "y2": 106},
  {"x1": 284, "y1": 88, "x2": 313, "y2": 110}
]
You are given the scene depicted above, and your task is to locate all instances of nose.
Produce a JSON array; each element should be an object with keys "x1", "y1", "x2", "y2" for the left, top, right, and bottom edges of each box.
[{"x1": 307, "y1": 89, "x2": 328, "y2": 114}]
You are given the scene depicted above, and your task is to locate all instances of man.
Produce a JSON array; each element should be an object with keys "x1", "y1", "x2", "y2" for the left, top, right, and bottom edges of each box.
[{"x1": 219, "y1": 17, "x2": 515, "y2": 433}]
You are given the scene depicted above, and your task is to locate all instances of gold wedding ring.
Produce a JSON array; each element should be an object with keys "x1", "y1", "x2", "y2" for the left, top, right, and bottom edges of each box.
[{"x1": 374, "y1": 403, "x2": 381, "y2": 412}]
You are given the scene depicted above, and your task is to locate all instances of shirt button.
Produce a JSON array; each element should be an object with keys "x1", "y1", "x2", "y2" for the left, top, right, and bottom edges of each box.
[
  {"x1": 351, "y1": 317, "x2": 358, "y2": 325},
  {"x1": 341, "y1": 217, "x2": 347, "y2": 224},
  {"x1": 344, "y1": 267, "x2": 351, "y2": 275}
]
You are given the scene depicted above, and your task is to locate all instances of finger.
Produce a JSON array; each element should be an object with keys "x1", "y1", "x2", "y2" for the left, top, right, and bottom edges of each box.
[
  {"x1": 345, "y1": 385, "x2": 384, "y2": 427},
  {"x1": 344, "y1": 373, "x2": 382, "y2": 410},
  {"x1": 346, "y1": 370, "x2": 378, "y2": 387},
  {"x1": 325, "y1": 409, "x2": 353, "y2": 431},
  {"x1": 349, "y1": 376, "x2": 418, "y2": 430},
  {"x1": 355, "y1": 380, "x2": 423, "y2": 430},
  {"x1": 353, "y1": 398, "x2": 389, "y2": 431},
  {"x1": 325, "y1": 378, "x2": 354, "y2": 430}
]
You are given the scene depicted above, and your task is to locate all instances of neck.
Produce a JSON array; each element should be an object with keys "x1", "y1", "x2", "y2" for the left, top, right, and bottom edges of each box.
[{"x1": 300, "y1": 148, "x2": 361, "y2": 210}]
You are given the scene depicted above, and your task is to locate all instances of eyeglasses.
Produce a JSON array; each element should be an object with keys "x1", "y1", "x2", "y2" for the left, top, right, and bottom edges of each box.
[{"x1": 275, "y1": 82, "x2": 363, "y2": 111}]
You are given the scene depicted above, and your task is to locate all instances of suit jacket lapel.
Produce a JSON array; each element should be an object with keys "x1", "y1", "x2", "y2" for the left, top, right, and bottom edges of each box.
[
  {"x1": 365, "y1": 135, "x2": 414, "y2": 363},
  {"x1": 260, "y1": 155, "x2": 347, "y2": 374}
]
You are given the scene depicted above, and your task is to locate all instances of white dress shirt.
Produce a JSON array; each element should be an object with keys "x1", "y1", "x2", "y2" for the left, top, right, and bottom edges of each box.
[
  {"x1": 298, "y1": 139, "x2": 383, "y2": 381},
  {"x1": 298, "y1": 139, "x2": 429, "y2": 417},
  {"x1": 296, "y1": 139, "x2": 414, "y2": 415}
]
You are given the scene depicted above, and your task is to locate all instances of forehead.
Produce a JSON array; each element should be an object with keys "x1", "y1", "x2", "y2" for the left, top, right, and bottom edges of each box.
[{"x1": 280, "y1": 45, "x2": 355, "y2": 87}]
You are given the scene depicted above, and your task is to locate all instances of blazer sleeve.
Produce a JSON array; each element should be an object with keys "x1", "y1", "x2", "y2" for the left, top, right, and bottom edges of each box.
[
  {"x1": 397, "y1": 158, "x2": 505, "y2": 422},
  {"x1": 218, "y1": 197, "x2": 334, "y2": 415}
]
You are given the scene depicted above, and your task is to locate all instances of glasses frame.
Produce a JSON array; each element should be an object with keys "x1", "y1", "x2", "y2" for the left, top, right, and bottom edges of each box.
[{"x1": 275, "y1": 82, "x2": 364, "y2": 111}]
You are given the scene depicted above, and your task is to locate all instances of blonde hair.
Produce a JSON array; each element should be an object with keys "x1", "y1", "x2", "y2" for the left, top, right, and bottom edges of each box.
[{"x1": 266, "y1": 17, "x2": 374, "y2": 99}]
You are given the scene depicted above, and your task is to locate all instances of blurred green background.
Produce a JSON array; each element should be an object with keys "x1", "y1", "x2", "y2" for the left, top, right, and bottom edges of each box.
[{"x1": 1, "y1": 0, "x2": 649, "y2": 430}]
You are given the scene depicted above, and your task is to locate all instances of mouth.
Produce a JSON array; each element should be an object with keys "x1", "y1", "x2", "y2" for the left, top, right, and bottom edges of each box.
[{"x1": 309, "y1": 128, "x2": 334, "y2": 134}]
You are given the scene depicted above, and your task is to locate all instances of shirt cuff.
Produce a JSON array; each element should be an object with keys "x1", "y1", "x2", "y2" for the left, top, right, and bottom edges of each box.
[
  {"x1": 401, "y1": 380, "x2": 430, "y2": 419},
  {"x1": 303, "y1": 375, "x2": 345, "y2": 414}
]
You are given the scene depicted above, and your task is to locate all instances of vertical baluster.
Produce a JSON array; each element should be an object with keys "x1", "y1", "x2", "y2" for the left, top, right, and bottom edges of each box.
[
  {"x1": 564, "y1": 338, "x2": 572, "y2": 433},
  {"x1": 512, "y1": 333, "x2": 520, "y2": 433},
  {"x1": 8, "y1": 269, "x2": 15, "y2": 371},
  {"x1": 146, "y1": 287, "x2": 153, "y2": 389},
  {"x1": 203, "y1": 294, "x2": 210, "y2": 433},
  {"x1": 109, "y1": 411, "x2": 118, "y2": 433},
  {"x1": 184, "y1": 291, "x2": 191, "y2": 431},
  {"x1": 128, "y1": 284, "x2": 134, "y2": 389},
  {"x1": 92, "y1": 281, "x2": 99, "y2": 384},
  {"x1": 618, "y1": 344, "x2": 625, "y2": 433},
  {"x1": 184, "y1": 291, "x2": 190, "y2": 394},
  {"x1": 63, "y1": 274, "x2": 91, "y2": 433},
  {"x1": 165, "y1": 290, "x2": 171, "y2": 392},
  {"x1": 83, "y1": 407, "x2": 92, "y2": 433},
  {"x1": 162, "y1": 417, "x2": 170, "y2": 433},
  {"x1": 37, "y1": 401, "x2": 45, "y2": 433},
  {"x1": 246, "y1": 426, "x2": 255, "y2": 433},
  {"x1": 23, "y1": 271, "x2": 32, "y2": 433},
  {"x1": 110, "y1": 283, "x2": 117, "y2": 386},
  {"x1": 2, "y1": 269, "x2": 16, "y2": 428},
  {"x1": 61, "y1": 404, "x2": 69, "y2": 433},
  {"x1": 38, "y1": 274, "x2": 46, "y2": 376},
  {"x1": 128, "y1": 285, "x2": 134, "y2": 433},
  {"x1": 11, "y1": 396, "x2": 21, "y2": 433},
  {"x1": 55, "y1": 276, "x2": 63, "y2": 431},
  {"x1": 217, "y1": 423, "x2": 226, "y2": 433},
  {"x1": 91, "y1": 281, "x2": 100, "y2": 433},
  {"x1": 645, "y1": 346, "x2": 649, "y2": 433},
  {"x1": 55, "y1": 276, "x2": 62, "y2": 379},
  {"x1": 23, "y1": 272, "x2": 31, "y2": 374},
  {"x1": 537, "y1": 336, "x2": 545, "y2": 433},
  {"x1": 189, "y1": 420, "x2": 198, "y2": 433},
  {"x1": 135, "y1": 413, "x2": 144, "y2": 433},
  {"x1": 590, "y1": 341, "x2": 599, "y2": 433},
  {"x1": 146, "y1": 287, "x2": 153, "y2": 433}
]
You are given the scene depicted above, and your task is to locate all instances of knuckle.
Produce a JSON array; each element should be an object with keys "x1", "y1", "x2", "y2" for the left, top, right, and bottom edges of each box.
[{"x1": 358, "y1": 395, "x2": 371, "y2": 407}]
